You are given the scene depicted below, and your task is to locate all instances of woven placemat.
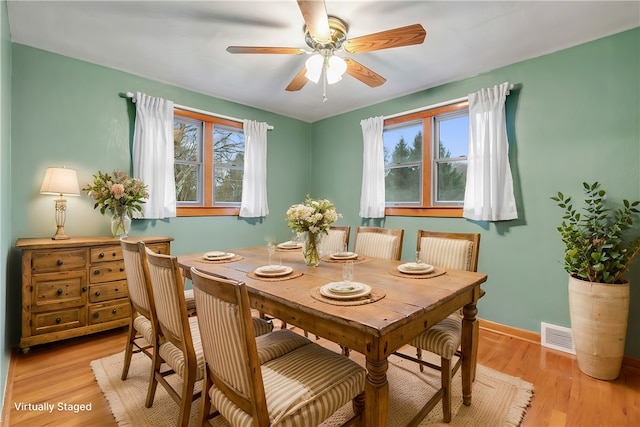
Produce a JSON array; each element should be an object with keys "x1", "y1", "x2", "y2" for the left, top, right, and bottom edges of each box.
[
  {"x1": 196, "y1": 254, "x2": 244, "y2": 264},
  {"x1": 320, "y1": 255, "x2": 369, "y2": 264},
  {"x1": 310, "y1": 286, "x2": 386, "y2": 306},
  {"x1": 388, "y1": 267, "x2": 446, "y2": 279},
  {"x1": 246, "y1": 270, "x2": 304, "y2": 282}
]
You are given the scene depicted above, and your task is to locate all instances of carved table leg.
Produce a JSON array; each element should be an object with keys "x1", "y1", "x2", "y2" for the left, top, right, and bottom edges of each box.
[
  {"x1": 462, "y1": 301, "x2": 478, "y2": 406},
  {"x1": 364, "y1": 357, "x2": 389, "y2": 427}
]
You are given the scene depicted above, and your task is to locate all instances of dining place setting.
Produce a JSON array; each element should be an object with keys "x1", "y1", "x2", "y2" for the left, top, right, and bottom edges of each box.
[
  {"x1": 246, "y1": 241, "x2": 304, "y2": 281},
  {"x1": 199, "y1": 250, "x2": 243, "y2": 263},
  {"x1": 389, "y1": 251, "x2": 446, "y2": 279}
]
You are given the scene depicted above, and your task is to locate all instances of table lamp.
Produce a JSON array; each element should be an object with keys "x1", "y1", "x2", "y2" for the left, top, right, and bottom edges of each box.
[{"x1": 40, "y1": 167, "x2": 80, "y2": 240}]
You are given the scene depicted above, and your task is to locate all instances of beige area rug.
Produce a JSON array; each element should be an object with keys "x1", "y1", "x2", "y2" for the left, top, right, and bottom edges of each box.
[{"x1": 92, "y1": 345, "x2": 533, "y2": 427}]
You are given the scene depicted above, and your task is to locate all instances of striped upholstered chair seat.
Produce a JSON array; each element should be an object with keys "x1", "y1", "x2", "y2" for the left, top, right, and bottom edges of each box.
[
  {"x1": 191, "y1": 267, "x2": 366, "y2": 427},
  {"x1": 393, "y1": 230, "x2": 481, "y2": 425}
]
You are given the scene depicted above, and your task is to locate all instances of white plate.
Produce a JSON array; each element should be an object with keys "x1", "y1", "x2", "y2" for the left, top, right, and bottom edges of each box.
[
  {"x1": 254, "y1": 265, "x2": 293, "y2": 277},
  {"x1": 398, "y1": 263, "x2": 434, "y2": 274},
  {"x1": 320, "y1": 282, "x2": 371, "y2": 300},
  {"x1": 203, "y1": 252, "x2": 235, "y2": 261},
  {"x1": 277, "y1": 241, "x2": 302, "y2": 249},
  {"x1": 331, "y1": 252, "x2": 358, "y2": 260},
  {"x1": 329, "y1": 282, "x2": 365, "y2": 294}
]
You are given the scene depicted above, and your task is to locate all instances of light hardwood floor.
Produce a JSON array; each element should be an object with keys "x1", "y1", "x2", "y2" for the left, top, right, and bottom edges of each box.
[{"x1": 2, "y1": 325, "x2": 639, "y2": 427}]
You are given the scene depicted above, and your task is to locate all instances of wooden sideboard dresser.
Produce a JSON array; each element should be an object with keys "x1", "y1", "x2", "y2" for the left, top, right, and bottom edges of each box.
[{"x1": 15, "y1": 236, "x2": 173, "y2": 352}]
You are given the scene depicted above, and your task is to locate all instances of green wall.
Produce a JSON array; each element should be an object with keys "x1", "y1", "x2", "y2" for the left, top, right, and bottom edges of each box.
[
  {"x1": 310, "y1": 27, "x2": 640, "y2": 358},
  {"x1": 0, "y1": 0, "x2": 11, "y2": 418}
]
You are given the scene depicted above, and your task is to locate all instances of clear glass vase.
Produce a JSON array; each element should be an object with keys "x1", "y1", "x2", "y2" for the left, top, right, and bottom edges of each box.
[
  {"x1": 111, "y1": 207, "x2": 131, "y2": 237},
  {"x1": 303, "y1": 231, "x2": 322, "y2": 267}
]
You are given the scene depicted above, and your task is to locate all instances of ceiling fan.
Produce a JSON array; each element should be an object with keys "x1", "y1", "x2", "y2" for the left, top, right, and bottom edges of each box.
[{"x1": 226, "y1": 0, "x2": 427, "y2": 101}]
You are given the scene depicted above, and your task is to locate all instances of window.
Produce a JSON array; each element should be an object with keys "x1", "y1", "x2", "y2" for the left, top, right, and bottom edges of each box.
[
  {"x1": 173, "y1": 109, "x2": 244, "y2": 216},
  {"x1": 383, "y1": 101, "x2": 468, "y2": 217}
]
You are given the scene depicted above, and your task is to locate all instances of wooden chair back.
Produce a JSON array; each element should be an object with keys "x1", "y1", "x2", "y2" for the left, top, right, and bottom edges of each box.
[
  {"x1": 416, "y1": 230, "x2": 481, "y2": 272},
  {"x1": 354, "y1": 226, "x2": 404, "y2": 260},
  {"x1": 120, "y1": 239, "x2": 154, "y2": 321},
  {"x1": 190, "y1": 268, "x2": 270, "y2": 424},
  {"x1": 145, "y1": 248, "x2": 196, "y2": 357},
  {"x1": 320, "y1": 225, "x2": 351, "y2": 254}
]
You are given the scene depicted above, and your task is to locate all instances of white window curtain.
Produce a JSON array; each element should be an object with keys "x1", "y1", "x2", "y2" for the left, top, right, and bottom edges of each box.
[
  {"x1": 359, "y1": 116, "x2": 386, "y2": 218},
  {"x1": 240, "y1": 119, "x2": 269, "y2": 218},
  {"x1": 132, "y1": 92, "x2": 176, "y2": 219},
  {"x1": 463, "y1": 82, "x2": 518, "y2": 221}
]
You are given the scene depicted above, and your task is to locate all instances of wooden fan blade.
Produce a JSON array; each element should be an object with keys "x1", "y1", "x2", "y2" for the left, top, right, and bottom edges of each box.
[
  {"x1": 343, "y1": 24, "x2": 426, "y2": 54},
  {"x1": 286, "y1": 66, "x2": 309, "y2": 91},
  {"x1": 344, "y1": 58, "x2": 386, "y2": 87},
  {"x1": 227, "y1": 46, "x2": 305, "y2": 54},
  {"x1": 297, "y1": 0, "x2": 331, "y2": 43}
]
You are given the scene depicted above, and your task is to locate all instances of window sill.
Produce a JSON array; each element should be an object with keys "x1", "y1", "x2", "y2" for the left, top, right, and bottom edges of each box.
[
  {"x1": 385, "y1": 206, "x2": 463, "y2": 218},
  {"x1": 177, "y1": 206, "x2": 240, "y2": 217}
]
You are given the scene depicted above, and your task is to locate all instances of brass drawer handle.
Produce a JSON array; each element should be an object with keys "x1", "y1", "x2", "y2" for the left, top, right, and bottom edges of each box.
[{"x1": 57, "y1": 259, "x2": 63, "y2": 266}]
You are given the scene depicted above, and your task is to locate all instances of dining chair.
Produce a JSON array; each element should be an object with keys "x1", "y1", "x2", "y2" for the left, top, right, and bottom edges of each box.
[
  {"x1": 190, "y1": 266, "x2": 367, "y2": 427},
  {"x1": 120, "y1": 239, "x2": 197, "y2": 382},
  {"x1": 354, "y1": 226, "x2": 404, "y2": 260},
  {"x1": 393, "y1": 230, "x2": 481, "y2": 425},
  {"x1": 145, "y1": 247, "x2": 276, "y2": 427},
  {"x1": 319, "y1": 225, "x2": 351, "y2": 255},
  {"x1": 144, "y1": 245, "x2": 206, "y2": 427}
]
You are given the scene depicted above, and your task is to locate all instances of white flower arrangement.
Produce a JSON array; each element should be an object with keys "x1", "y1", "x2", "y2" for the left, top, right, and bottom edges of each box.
[{"x1": 285, "y1": 195, "x2": 341, "y2": 235}]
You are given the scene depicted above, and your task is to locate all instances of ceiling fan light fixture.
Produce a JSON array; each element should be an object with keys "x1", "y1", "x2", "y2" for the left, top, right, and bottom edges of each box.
[
  {"x1": 326, "y1": 55, "x2": 347, "y2": 84},
  {"x1": 304, "y1": 53, "x2": 324, "y2": 83}
]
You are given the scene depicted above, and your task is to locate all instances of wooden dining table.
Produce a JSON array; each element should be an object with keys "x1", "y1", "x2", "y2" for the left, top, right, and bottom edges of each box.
[{"x1": 177, "y1": 246, "x2": 487, "y2": 427}]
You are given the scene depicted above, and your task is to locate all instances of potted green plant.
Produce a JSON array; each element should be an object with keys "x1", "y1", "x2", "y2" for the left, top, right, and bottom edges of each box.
[{"x1": 552, "y1": 182, "x2": 640, "y2": 379}]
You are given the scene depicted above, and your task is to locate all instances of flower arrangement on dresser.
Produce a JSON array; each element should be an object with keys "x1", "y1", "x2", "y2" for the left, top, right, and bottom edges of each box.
[
  {"x1": 285, "y1": 195, "x2": 341, "y2": 266},
  {"x1": 83, "y1": 169, "x2": 149, "y2": 237}
]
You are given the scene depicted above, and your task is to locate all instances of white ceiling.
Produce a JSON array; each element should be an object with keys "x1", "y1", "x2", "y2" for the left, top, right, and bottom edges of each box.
[{"x1": 7, "y1": 1, "x2": 640, "y2": 123}]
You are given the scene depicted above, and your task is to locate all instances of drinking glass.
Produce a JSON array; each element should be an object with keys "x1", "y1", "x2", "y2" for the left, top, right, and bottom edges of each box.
[
  {"x1": 343, "y1": 261, "x2": 354, "y2": 283},
  {"x1": 267, "y1": 241, "x2": 276, "y2": 265},
  {"x1": 415, "y1": 250, "x2": 423, "y2": 265}
]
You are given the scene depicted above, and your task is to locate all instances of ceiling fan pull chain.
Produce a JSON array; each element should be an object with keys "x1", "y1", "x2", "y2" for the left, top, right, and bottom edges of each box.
[{"x1": 322, "y1": 70, "x2": 328, "y2": 103}]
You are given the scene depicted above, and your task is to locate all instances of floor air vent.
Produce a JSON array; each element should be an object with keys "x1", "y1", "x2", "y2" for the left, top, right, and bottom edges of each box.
[{"x1": 541, "y1": 322, "x2": 575, "y2": 355}]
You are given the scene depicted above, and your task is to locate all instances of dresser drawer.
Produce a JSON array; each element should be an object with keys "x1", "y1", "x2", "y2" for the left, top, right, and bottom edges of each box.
[
  {"x1": 90, "y1": 245, "x2": 123, "y2": 263},
  {"x1": 89, "y1": 260, "x2": 126, "y2": 284},
  {"x1": 32, "y1": 307, "x2": 85, "y2": 335},
  {"x1": 32, "y1": 271, "x2": 87, "y2": 310},
  {"x1": 32, "y1": 250, "x2": 86, "y2": 273},
  {"x1": 147, "y1": 243, "x2": 170, "y2": 255},
  {"x1": 89, "y1": 280, "x2": 128, "y2": 303},
  {"x1": 88, "y1": 301, "x2": 131, "y2": 325}
]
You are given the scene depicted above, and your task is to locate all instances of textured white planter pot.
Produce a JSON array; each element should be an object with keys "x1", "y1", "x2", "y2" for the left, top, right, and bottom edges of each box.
[{"x1": 568, "y1": 275, "x2": 630, "y2": 380}]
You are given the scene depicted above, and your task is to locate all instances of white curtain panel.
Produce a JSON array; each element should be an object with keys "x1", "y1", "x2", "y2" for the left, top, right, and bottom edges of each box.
[
  {"x1": 132, "y1": 92, "x2": 176, "y2": 219},
  {"x1": 239, "y1": 119, "x2": 269, "y2": 218},
  {"x1": 359, "y1": 116, "x2": 386, "y2": 218},
  {"x1": 463, "y1": 82, "x2": 518, "y2": 221}
]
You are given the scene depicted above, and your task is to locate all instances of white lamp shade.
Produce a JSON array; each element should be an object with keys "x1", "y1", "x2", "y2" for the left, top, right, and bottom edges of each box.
[
  {"x1": 40, "y1": 167, "x2": 80, "y2": 196},
  {"x1": 304, "y1": 54, "x2": 324, "y2": 83},
  {"x1": 326, "y1": 55, "x2": 347, "y2": 84}
]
